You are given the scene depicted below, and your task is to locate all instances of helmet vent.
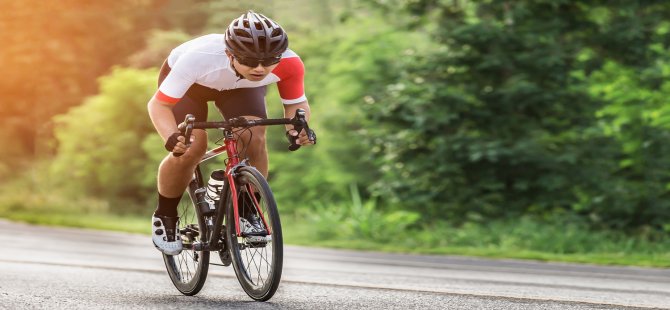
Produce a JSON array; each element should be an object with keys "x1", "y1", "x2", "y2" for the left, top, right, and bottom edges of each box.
[{"x1": 234, "y1": 29, "x2": 251, "y2": 38}]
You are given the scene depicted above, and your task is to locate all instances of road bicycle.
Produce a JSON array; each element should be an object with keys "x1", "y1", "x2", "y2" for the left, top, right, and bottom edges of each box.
[{"x1": 161, "y1": 109, "x2": 314, "y2": 301}]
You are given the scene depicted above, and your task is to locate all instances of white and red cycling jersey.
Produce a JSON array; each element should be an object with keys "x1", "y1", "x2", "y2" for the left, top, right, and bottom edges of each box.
[{"x1": 155, "y1": 34, "x2": 307, "y2": 105}]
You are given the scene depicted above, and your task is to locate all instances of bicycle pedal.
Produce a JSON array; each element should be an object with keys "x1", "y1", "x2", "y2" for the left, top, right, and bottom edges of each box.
[
  {"x1": 180, "y1": 225, "x2": 200, "y2": 237},
  {"x1": 240, "y1": 230, "x2": 268, "y2": 237},
  {"x1": 245, "y1": 235, "x2": 272, "y2": 247}
]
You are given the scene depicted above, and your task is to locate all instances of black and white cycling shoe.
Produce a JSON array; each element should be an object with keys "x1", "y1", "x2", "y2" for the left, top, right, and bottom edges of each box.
[
  {"x1": 241, "y1": 215, "x2": 265, "y2": 234},
  {"x1": 240, "y1": 215, "x2": 270, "y2": 246},
  {"x1": 152, "y1": 215, "x2": 183, "y2": 255}
]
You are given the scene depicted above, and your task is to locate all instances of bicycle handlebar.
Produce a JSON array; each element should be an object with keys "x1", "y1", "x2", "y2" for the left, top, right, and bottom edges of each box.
[{"x1": 177, "y1": 108, "x2": 315, "y2": 151}]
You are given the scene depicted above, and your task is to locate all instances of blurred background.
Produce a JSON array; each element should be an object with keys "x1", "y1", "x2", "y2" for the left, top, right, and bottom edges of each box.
[{"x1": 1, "y1": 0, "x2": 669, "y2": 266}]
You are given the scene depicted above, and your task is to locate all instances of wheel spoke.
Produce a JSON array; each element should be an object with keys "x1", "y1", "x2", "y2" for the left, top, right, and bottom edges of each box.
[
  {"x1": 246, "y1": 247, "x2": 264, "y2": 286},
  {"x1": 250, "y1": 248, "x2": 263, "y2": 285}
]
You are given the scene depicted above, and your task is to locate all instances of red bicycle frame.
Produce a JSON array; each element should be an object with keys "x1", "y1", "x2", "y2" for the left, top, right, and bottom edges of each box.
[
  {"x1": 198, "y1": 133, "x2": 271, "y2": 236},
  {"x1": 179, "y1": 109, "x2": 311, "y2": 240}
]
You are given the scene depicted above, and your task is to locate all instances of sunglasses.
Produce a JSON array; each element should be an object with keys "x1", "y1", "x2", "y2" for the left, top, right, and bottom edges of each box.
[{"x1": 233, "y1": 55, "x2": 281, "y2": 67}]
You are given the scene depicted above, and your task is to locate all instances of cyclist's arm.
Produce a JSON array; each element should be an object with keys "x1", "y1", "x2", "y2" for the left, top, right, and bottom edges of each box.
[
  {"x1": 274, "y1": 54, "x2": 308, "y2": 127},
  {"x1": 149, "y1": 58, "x2": 195, "y2": 142},
  {"x1": 148, "y1": 96, "x2": 179, "y2": 142}
]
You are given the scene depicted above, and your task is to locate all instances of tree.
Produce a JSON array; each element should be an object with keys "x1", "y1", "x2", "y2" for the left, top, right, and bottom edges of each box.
[
  {"x1": 0, "y1": 0, "x2": 156, "y2": 159},
  {"x1": 358, "y1": 0, "x2": 670, "y2": 229},
  {"x1": 51, "y1": 68, "x2": 158, "y2": 208}
]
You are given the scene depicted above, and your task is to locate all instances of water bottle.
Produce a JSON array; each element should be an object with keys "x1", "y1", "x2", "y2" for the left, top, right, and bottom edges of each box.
[{"x1": 203, "y1": 170, "x2": 225, "y2": 213}]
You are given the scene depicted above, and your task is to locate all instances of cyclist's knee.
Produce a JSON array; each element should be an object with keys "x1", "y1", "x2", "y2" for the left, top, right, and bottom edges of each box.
[
  {"x1": 191, "y1": 129, "x2": 208, "y2": 151},
  {"x1": 178, "y1": 147, "x2": 206, "y2": 163},
  {"x1": 251, "y1": 132, "x2": 267, "y2": 146},
  {"x1": 244, "y1": 127, "x2": 266, "y2": 146}
]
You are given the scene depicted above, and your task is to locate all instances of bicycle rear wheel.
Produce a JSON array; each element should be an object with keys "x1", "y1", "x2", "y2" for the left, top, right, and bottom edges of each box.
[
  {"x1": 225, "y1": 166, "x2": 283, "y2": 301},
  {"x1": 163, "y1": 177, "x2": 210, "y2": 295}
]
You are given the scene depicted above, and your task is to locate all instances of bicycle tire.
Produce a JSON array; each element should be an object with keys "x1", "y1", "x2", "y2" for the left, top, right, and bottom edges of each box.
[
  {"x1": 225, "y1": 165, "x2": 283, "y2": 301},
  {"x1": 163, "y1": 173, "x2": 210, "y2": 295}
]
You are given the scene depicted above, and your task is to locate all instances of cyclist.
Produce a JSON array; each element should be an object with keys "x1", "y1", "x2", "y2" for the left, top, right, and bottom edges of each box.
[{"x1": 147, "y1": 11, "x2": 315, "y2": 255}]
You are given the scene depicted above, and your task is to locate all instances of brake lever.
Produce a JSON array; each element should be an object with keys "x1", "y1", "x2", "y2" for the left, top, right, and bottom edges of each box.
[
  {"x1": 288, "y1": 109, "x2": 316, "y2": 151},
  {"x1": 173, "y1": 114, "x2": 195, "y2": 157}
]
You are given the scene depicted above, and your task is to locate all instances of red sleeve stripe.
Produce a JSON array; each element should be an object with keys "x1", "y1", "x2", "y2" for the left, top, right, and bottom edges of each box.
[
  {"x1": 272, "y1": 57, "x2": 301, "y2": 81},
  {"x1": 154, "y1": 90, "x2": 180, "y2": 104},
  {"x1": 273, "y1": 57, "x2": 305, "y2": 101}
]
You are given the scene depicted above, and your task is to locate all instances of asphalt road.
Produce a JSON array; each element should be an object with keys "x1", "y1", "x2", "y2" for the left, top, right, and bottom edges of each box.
[{"x1": 0, "y1": 219, "x2": 668, "y2": 309}]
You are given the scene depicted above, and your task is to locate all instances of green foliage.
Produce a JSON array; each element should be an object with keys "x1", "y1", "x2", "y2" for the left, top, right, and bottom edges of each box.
[
  {"x1": 356, "y1": 0, "x2": 670, "y2": 229},
  {"x1": 290, "y1": 198, "x2": 670, "y2": 266},
  {"x1": 0, "y1": 0, "x2": 159, "y2": 156},
  {"x1": 582, "y1": 57, "x2": 670, "y2": 229},
  {"x1": 0, "y1": 172, "x2": 149, "y2": 233},
  {"x1": 51, "y1": 68, "x2": 159, "y2": 207},
  {"x1": 268, "y1": 14, "x2": 434, "y2": 211},
  {"x1": 299, "y1": 184, "x2": 421, "y2": 242}
]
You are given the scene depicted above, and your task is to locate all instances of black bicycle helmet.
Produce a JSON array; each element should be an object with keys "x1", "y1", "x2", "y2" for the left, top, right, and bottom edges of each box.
[{"x1": 224, "y1": 11, "x2": 289, "y2": 59}]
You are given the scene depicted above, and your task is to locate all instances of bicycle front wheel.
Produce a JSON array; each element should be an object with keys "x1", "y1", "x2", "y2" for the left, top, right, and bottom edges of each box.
[
  {"x1": 163, "y1": 180, "x2": 210, "y2": 295},
  {"x1": 226, "y1": 166, "x2": 283, "y2": 301}
]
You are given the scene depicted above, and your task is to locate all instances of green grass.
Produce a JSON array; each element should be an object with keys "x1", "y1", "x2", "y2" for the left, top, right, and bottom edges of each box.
[
  {"x1": 280, "y1": 191, "x2": 670, "y2": 268},
  {"x1": 282, "y1": 215, "x2": 670, "y2": 267},
  {"x1": 1, "y1": 179, "x2": 668, "y2": 268},
  {"x1": 2, "y1": 210, "x2": 148, "y2": 234},
  {"x1": 0, "y1": 178, "x2": 150, "y2": 235},
  {"x1": 2, "y1": 207, "x2": 669, "y2": 267}
]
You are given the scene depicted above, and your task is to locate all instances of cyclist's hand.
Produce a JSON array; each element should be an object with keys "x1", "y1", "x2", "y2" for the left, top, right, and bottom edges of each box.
[
  {"x1": 165, "y1": 132, "x2": 194, "y2": 157},
  {"x1": 286, "y1": 128, "x2": 316, "y2": 147}
]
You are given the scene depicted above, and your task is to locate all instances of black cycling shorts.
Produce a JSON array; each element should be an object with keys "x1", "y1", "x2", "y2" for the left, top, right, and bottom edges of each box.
[{"x1": 158, "y1": 59, "x2": 267, "y2": 125}]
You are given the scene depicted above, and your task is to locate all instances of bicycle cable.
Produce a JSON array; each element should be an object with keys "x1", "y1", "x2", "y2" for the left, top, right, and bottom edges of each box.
[
  {"x1": 232, "y1": 127, "x2": 253, "y2": 160},
  {"x1": 211, "y1": 122, "x2": 255, "y2": 165}
]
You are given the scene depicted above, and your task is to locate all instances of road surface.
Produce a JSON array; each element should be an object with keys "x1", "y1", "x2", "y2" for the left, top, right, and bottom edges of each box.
[{"x1": 0, "y1": 219, "x2": 668, "y2": 309}]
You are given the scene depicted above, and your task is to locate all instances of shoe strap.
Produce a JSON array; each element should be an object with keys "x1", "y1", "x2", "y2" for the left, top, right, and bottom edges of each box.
[
  {"x1": 156, "y1": 215, "x2": 178, "y2": 226},
  {"x1": 156, "y1": 215, "x2": 179, "y2": 238}
]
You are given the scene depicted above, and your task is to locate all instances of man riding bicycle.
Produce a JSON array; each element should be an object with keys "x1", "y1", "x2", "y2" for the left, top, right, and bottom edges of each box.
[{"x1": 147, "y1": 11, "x2": 315, "y2": 255}]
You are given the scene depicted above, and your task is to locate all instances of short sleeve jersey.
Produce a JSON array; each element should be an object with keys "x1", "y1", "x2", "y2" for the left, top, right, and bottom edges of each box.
[{"x1": 156, "y1": 34, "x2": 307, "y2": 105}]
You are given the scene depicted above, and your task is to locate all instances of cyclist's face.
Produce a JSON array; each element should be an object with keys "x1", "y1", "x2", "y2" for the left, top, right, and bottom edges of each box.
[{"x1": 227, "y1": 51, "x2": 279, "y2": 81}]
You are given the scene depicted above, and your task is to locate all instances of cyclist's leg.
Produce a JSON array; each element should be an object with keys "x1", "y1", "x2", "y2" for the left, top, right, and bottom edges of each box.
[
  {"x1": 155, "y1": 61, "x2": 213, "y2": 213},
  {"x1": 215, "y1": 86, "x2": 269, "y2": 177},
  {"x1": 155, "y1": 95, "x2": 209, "y2": 200},
  {"x1": 153, "y1": 96, "x2": 208, "y2": 252},
  {"x1": 152, "y1": 95, "x2": 208, "y2": 254},
  {"x1": 153, "y1": 62, "x2": 215, "y2": 254}
]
